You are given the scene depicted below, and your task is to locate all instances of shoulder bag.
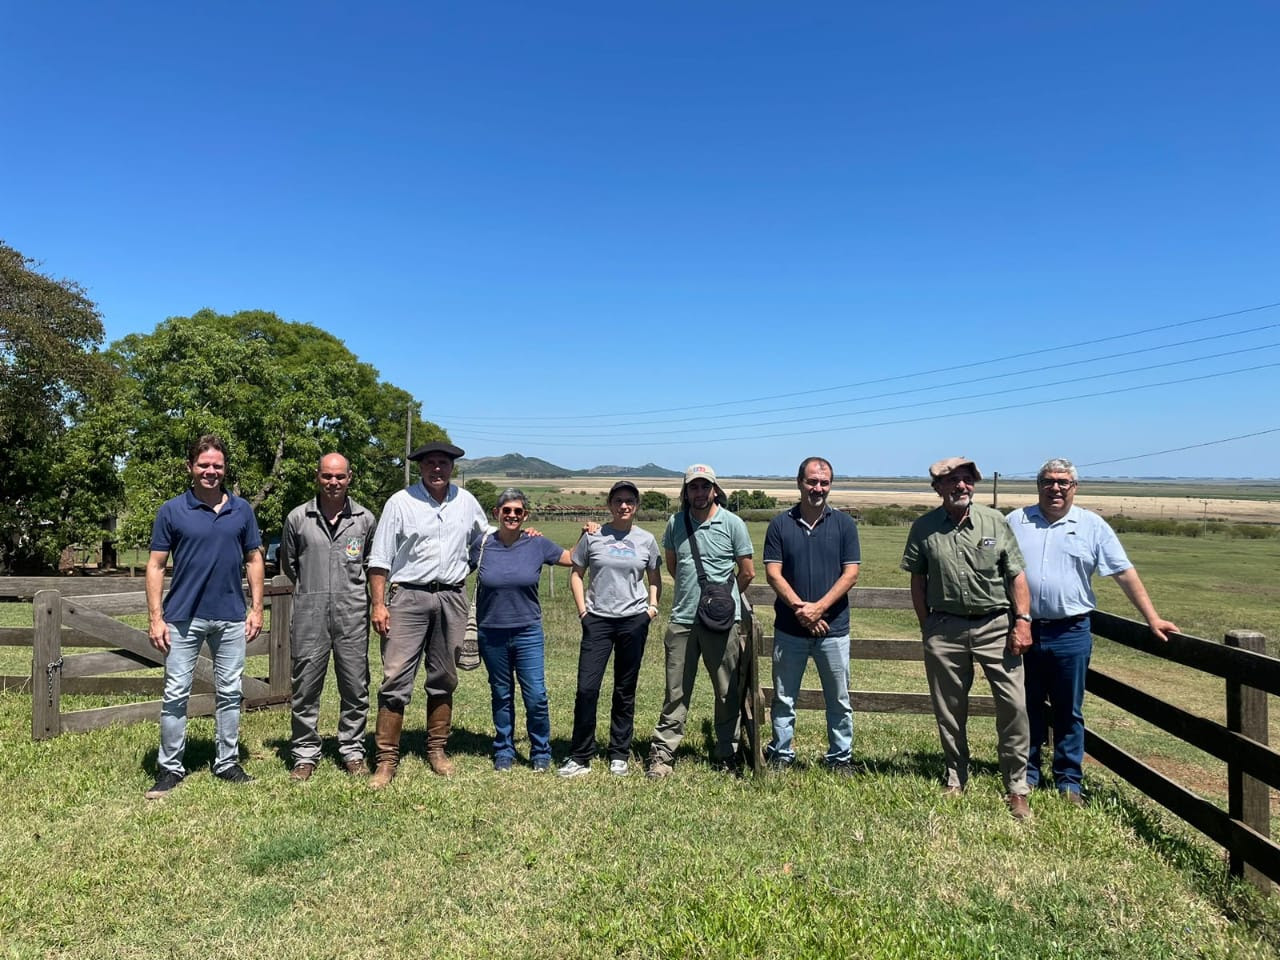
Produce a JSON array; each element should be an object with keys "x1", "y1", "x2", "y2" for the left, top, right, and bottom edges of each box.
[{"x1": 684, "y1": 510, "x2": 737, "y2": 633}]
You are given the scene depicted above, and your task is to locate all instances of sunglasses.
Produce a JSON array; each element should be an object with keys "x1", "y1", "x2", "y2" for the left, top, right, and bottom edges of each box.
[{"x1": 499, "y1": 506, "x2": 526, "y2": 517}]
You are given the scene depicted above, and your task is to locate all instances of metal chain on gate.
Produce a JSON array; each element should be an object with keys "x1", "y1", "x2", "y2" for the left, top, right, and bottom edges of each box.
[{"x1": 45, "y1": 656, "x2": 63, "y2": 705}]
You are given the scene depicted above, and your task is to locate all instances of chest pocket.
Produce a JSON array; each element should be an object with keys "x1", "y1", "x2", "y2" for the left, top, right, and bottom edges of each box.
[
  {"x1": 1064, "y1": 535, "x2": 1093, "y2": 562},
  {"x1": 963, "y1": 540, "x2": 1000, "y2": 577}
]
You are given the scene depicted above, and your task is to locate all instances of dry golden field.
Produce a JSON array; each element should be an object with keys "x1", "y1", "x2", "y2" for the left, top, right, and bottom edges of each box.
[{"x1": 473, "y1": 474, "x2": 1280, "y2": 523}]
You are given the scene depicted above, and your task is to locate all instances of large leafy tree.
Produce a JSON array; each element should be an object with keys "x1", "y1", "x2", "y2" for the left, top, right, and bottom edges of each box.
[
  {"x1": 0, "y1": 241, "x2": 122, "y2": 572},
  {"x1": 105, "y1": 309, "x2": 447, "y2": 545}
]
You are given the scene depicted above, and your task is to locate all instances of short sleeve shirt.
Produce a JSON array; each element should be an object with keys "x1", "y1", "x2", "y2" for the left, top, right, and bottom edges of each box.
[
  {"x1": 476, "y1": 534, "x2": 566, "y2": 629},
  {"x1": 662, "y1": 508, "x2": 754, "y2": 625},
  {"x1": 900, "y1": 503, "x2": 1024, "y2": 616},
  {"x1": 764, "y1": 506, "x2": 861, "y2": 636},
  {"x1": 1007, "y1": 504, "x2": 1132, "y2": 619},
  {"x1": 571, "y1": 524, "x2": 662, "y2": 618},
  {"x1": 150, "y1": 489, "x2": 262, "y2": 622}
]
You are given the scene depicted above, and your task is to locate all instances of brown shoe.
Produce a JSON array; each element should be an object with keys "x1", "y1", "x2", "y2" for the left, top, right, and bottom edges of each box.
[
  {"x1": 1007, "y1": 793, "x2": 1033, "y2": 821},
  {"x1": 425, "y1": 695, "x2": 456, "y2": 777},
  {"x1": 289, "y1": 763, "x2": 315, "y2": 782},
  {"x1": 369, "y1": 706, "x2": 404, "y2": 790},
  {"x1": 1060, "y1": 789, "x2": 1084, "y2": 808},
  {"x1": 344, "y1": 758, "x2": 369, "y2": 777},
  {"x1": 942, "y1": 785, "x2": 964, "y2": 798}
]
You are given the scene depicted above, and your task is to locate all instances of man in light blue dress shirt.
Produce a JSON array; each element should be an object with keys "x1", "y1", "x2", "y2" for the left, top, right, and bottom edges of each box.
[{"x1": 1006, "y1": 458, "x2": 1179, "y2": 804}]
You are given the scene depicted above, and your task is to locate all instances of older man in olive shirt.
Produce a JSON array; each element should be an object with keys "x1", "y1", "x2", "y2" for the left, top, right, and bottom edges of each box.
[{"x1": 900, "y1": 456, "x2": 1034, "y2": 820}]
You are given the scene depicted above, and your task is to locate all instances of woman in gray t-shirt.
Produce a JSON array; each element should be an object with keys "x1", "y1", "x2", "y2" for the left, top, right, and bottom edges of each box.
[{"x1": 558, "y1": 481, "x2": 662, "y2": 779}]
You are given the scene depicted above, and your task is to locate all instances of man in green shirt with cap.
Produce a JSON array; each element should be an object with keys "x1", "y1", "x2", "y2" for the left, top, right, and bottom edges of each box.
[{"x1": 900, "y1": 456, "x2": 1034, "y2": 820}]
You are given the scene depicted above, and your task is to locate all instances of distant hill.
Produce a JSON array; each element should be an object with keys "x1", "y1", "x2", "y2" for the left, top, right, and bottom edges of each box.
[
  {"x1": 457, "y1": 453, "x2": 681, "y2": 479},
  {"x1": 583, "y1": 462, "x2": 683, "y2": 478},
  {"x1": 457, "y1": 453, "x2": 574, "y2": 477}
]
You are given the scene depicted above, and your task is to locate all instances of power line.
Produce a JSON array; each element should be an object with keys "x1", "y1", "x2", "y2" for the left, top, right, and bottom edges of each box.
[
  {"x1": 434, "y1": 299, "x2": 1280, "y2": 423},
  {"x1": 455, "y1": 360, "x2": 1280, "y2": 450},
  {"x1": 445, "y1": 336, "x2": 1280, "y2": 440},
  {"x1": 1074, "y1": 428, "x2": 1280, "y2": 469},
  {"x1": 448, "y1": 341, "x2": 1280, "y2": 443},
  {"x1": 442, "y1": 320, "x2": 1280, "y2": 431}
]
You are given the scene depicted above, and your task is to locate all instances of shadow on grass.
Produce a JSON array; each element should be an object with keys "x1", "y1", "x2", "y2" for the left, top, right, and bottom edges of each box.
[
  {"x1": 1089, "y1": 779, "x2": 1280, "y2": 952},
  {"x1": 140, "y1": 737, "x2": 250, "y2": 776}
]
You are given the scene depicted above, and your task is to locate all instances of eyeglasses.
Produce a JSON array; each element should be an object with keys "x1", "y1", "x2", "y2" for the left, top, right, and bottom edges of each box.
[
  {"x1": 499, "y1": 507, "x2": 526, "y2": 517},
  {"x1": 1039, "y1": 479, "x2": 1076, "y2": 489}
]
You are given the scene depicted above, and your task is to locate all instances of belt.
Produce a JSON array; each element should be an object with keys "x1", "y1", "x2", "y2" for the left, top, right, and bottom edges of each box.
[
  {"x1": 395, "y1": 580, "x2": 465, "y2": 593},
  {"x1": 1035, "y1": 613, "x2": 1090, "y2": 626},
  {"x1": 932, "y1": 608, "x2": 1008, "y2": 620}
]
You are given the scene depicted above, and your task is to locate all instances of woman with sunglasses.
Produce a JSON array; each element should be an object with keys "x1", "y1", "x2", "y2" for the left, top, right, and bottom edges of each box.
[
  {"x1": 558, "y1": 480, "x2": 662, "y2": 778},
  {"x1": 474, "y1": 487, "x2": 572, "y2": 772}
]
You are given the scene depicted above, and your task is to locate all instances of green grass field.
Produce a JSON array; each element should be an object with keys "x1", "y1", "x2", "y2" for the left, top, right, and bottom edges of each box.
[{"x1": 1, "y1": 522, "x2": 1278, "y2": 958}]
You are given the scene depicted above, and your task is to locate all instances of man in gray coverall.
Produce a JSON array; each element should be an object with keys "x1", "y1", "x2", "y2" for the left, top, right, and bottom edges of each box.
[{"x1": 279, "y1": 452, "x2": 378, "y2": 780}]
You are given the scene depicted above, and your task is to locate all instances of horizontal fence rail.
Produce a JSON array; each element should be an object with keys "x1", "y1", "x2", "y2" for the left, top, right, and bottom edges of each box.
[
  {"x1": 2, "y1": 577, "x2": 293, "y2": 741},
  {"x1": 742, "y1": 582, "x2": 1276, "y2": 892}
]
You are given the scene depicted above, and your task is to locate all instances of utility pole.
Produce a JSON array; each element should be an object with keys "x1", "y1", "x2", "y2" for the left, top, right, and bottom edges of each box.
[
  {"x1": 403, "y1": 402, "x2": 417, "y2": 488},
  {"x1": 991, "y1": 471, "x2": 1000, "y2": 509}
]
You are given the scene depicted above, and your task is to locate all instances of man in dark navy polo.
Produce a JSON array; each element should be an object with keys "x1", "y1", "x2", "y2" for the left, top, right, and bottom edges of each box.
[
  {"x1": 144, "y1": 434, "x2": 264, "y2": 798},
  {"x1": 762, "y1": 457, "x2": 861, "y2": 773}
]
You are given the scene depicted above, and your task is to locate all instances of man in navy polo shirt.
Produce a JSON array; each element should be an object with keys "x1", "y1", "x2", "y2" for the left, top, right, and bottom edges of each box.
[
  {"x1": 763, "y1": 457, "x2": 861, "y2": 773},
  {"x1": 144, "y1": 434, "x2": 264, "y2": 799}
]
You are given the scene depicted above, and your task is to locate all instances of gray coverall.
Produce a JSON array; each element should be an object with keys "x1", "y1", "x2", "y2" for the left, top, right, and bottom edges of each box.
[{"x1": 279, "y1": 496, "x2": 377, "y2": 766}]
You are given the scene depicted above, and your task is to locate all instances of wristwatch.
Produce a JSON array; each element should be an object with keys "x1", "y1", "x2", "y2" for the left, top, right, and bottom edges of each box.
[{"x1": 1014, "y1": 613, "x2": 1032, "y2": 623}]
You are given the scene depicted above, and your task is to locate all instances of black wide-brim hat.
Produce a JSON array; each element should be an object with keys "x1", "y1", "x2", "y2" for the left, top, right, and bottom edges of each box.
[{"x1": 408, "y1": 442, "x2": 465, "y2": 462}]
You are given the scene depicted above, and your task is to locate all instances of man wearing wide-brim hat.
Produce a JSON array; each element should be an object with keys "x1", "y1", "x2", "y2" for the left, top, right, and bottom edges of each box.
[
  {"x1": 899, "y1": 456, "x2": 1035, "y2": 820},
  {"x1": 366, "y1": 440, "x2": 488, "y2": 787}
]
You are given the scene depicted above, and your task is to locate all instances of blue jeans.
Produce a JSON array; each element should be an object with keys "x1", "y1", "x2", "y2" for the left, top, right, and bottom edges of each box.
[
  {"x1": 159, "y1": 618, "x2": 246, "y2": 776},
  {"x1": 767, "y1": 628, "x2": 853, "y2": 764},
  {"x1": 478, "y1": 623, "x2": 551, "y2": 764},
  {"x1": 1025, "y1": 615, "x2": 1092, "y2": 791}
]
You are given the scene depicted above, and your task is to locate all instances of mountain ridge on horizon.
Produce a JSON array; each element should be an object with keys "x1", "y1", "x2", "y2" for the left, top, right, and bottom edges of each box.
[
  {"x1": 456, "y1": 453, "x2": 1280, "y2": 484},
  {"x1": 457, "y1": 452, "x2": 682, "y2": 478}
]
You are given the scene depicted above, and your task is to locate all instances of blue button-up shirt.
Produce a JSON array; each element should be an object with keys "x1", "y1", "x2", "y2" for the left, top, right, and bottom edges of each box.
[{"x1": 1006, "y1": 504, "x2": 1132, "y2": 619}]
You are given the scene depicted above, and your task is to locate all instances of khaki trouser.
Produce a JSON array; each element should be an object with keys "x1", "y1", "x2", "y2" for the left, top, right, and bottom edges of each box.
[
  {"x1": 378, "y1": 585, "x2": 468, "y2": 709},
  {"x1": 922, "y1": 610, "x2": 1030, "y2": 795},
  {"x1": 650, "y1": 620, "x2": 742, "y2": 764}
]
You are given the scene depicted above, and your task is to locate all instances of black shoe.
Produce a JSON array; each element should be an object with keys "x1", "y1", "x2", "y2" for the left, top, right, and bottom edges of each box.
[
  {"x1": 145, "y1": 771, "x2": 184, "y2": 799},
  {"x1": 825, "y1": 759, "x2": 858, "y2": 777},
  {"x1": 711, "y1": 757, "x2": 743, "y2": 778},
  {"x1": 214, "y1": 763, "x2": 254, "y2": 784}
]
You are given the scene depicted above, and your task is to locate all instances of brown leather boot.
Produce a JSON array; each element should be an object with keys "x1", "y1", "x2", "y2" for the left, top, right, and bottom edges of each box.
[
  {"x1": 368, "y1": 706, "x2": 404, "y2": 790},
  {"x1": 426, "y1": 694, "x2": 456, "y2": 777}
]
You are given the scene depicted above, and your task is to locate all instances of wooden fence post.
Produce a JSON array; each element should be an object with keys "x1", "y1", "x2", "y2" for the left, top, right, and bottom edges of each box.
[
  {"x1": 267, "y1": 575, "x2": 292, "y2": 700},
  {"x1": 31, "y1": 589, "x2": 63, "y2": 740},
  {"x1": 1225, "y1": 629, "x2": 1271, "y2": 893}
]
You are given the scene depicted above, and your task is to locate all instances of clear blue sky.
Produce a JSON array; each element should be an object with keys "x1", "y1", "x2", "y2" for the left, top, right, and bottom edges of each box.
[{"x1": 5, "y1": 2, "x2": 1278, "y2": 479}]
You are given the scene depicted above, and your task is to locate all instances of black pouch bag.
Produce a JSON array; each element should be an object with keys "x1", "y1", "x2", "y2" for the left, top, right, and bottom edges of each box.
[{"x1": 684, "y1": 510, "x2": 738, "y2": 633}]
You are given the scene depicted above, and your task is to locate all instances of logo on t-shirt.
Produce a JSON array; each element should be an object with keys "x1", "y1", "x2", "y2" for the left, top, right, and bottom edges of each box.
[
  {"x1": 344, "y1": 536, "x2": 364, "y2": 560},
  {"x1": 980, "y1": 538, "x2": 997, "y2": 547},
  {"x1": 607, "y1": 538, "x2": 637, "y2": 558}
]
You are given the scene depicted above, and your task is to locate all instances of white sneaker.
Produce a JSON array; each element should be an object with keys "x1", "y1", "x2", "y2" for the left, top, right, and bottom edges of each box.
[
  {"x1": 609, "y1": 759, "x2": 630, "y2": 777},
  {"x1": 557, "y1": 759, "x2": 591, "y2": 779}
]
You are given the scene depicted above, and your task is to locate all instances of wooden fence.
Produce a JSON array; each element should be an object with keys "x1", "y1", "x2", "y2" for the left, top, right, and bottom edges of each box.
[
  {"x1": 0, "y1": 576, "x2": 292, "y2": 740},
  {"x1": 741, "y1": 583, "x2": 1278, "y2": 893}
]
